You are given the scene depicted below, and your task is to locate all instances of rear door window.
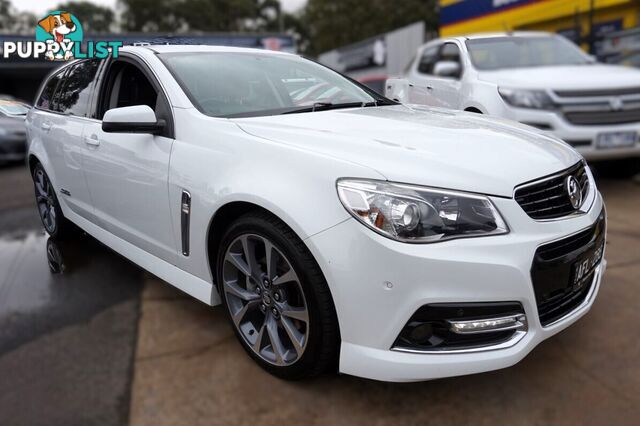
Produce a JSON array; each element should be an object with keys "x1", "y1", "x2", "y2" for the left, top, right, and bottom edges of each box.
[
  {"x1": 36, "y1": 70, "x2": 65, "y2": 111},
  {"x1": 55, "y1": 60, "x2": 102, "y2": 116}
]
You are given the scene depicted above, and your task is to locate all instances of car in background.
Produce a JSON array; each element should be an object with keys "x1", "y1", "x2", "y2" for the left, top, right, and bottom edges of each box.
[
  {"x1": 0, "y1": 100, "x2": 30, "y2": 164},
  {"x1": 606, "y1": 51, "x2": 640, "y2": 68},
  {"x1": 386, "y1": 32, "x2": 640, "y2": 174},
  {"x1": 357, "y1": 75, "x2": 388, "y2": 95}
]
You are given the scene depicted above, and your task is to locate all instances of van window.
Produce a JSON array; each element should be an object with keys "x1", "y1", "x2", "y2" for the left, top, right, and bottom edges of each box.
[{"x1": 55, "y1": 60, "x2": 102, "y2": 116}]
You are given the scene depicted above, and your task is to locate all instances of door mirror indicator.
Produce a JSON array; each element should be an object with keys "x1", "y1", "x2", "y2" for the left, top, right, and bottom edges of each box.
[{"x1": 102, "y1": 105, "x2": 165, "y2": 135}]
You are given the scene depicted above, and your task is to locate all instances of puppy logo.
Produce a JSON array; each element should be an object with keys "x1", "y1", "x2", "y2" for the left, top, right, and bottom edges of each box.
[
  {"x1": 36, "y1": 11, "x2": 83, "y2": 61},
  {"x1": 2, "y1": 12, "x2": 118, "y2": 61}
]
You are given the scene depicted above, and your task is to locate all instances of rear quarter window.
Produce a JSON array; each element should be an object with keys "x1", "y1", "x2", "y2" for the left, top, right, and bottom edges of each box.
[{"x1": 36, "y1": 70, "x2": 65, "y2": 111}]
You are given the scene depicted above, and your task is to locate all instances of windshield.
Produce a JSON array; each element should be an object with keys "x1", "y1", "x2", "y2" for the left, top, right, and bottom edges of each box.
[
  {"x1": 160, "y1": 52, "x2": 385, "y2": 118},
  {"x1": 0, "y1": 101, "x2": 30, "y2": 116},
  {"x1": 465, "y1": 36, "x2": 590, "y2": 70}
]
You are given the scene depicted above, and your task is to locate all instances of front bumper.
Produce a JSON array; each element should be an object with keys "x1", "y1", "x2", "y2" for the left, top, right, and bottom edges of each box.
[
  {"x1": 306, "y1": 190, "x2": 606, "y2": 382},
  {"x1": 498, "y1": 107, "x2": 640, "y2": 161}
]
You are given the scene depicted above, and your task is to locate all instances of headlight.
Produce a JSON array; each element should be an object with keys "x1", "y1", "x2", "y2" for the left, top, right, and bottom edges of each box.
[
  {"x1": 498, "y1": 88, "x2": 555, "y2": 110},
  {"x1": 337, "y1": 179, "x2": 509, "y2": 243}
]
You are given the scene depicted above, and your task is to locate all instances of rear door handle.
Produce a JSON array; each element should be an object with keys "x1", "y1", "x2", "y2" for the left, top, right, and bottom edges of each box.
[
  {"x1": 84, "y1": 134, "x2": 100, "y2": 146},
  {"x1": 41, "y1": 121, "x2": 52, "y2": 131}
]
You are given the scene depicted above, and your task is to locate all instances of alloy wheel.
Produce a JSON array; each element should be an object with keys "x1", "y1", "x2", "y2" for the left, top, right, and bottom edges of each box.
[
  {"x1": 222, "y1": 234, "x2": 309, "y2": 366},
  {"x1": 34, "y1": 169, "x2": 57, "y2": 234}
]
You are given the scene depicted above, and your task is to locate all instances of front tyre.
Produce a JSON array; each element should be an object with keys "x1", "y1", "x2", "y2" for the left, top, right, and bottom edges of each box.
[{"x1": 217, "y1": 212, "x2": 340, "y2": 380}]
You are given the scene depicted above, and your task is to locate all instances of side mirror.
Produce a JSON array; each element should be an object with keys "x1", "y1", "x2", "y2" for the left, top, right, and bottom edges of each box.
[
  {"x1": 385, "y1": 78, "x2": 411, "y2": 103},
  {"x1": 433, "y1": 61, "x2": 461, "y2": 78},
  {"x1": 102, "y1": 105, "x2": 165, "y2": 135}
]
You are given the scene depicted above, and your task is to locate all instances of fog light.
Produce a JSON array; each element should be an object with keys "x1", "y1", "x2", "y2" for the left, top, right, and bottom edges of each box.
[
  {"x1": 393, "y1": 303, "x2": 527, "y2": 352},
  {"x1": 409, "y1": 322, "x2": 433, "y2": 344},
  {"x1": 448, "y1": 314, "x2": 526, "y2": 335}
]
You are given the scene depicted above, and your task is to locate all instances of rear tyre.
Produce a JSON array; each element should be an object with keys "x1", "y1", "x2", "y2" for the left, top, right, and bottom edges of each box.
[
  {"x1": 32, "y1": 163, "x2": 76, "y2": 239},
  {"x1": 216, "y1": 211, "x2": 340, "y2": 380}
]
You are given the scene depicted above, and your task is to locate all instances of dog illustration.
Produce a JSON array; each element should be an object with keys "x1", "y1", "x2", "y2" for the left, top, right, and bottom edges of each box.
[{"x1": 38, "y1": 12, "x2": 77, "y2": 61}]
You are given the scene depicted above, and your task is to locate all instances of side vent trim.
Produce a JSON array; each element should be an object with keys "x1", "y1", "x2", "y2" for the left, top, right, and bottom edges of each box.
[{"x1": 181, "y1": 190, "x2": 191, "y2": 257}]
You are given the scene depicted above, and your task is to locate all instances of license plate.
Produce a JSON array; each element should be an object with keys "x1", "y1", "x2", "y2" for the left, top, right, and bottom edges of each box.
[
  {"x1": 596, "y1": 131, "x2": 637, "y2": 149},
  {"x1": 571, "y1": 243, "x2": 605, "y2": 289}
]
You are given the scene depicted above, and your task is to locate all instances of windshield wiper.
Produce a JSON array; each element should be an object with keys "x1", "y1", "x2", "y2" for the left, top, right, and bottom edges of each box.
[
  {"x1": 281, "y1": 100, "x2": 391, "y2": 115},
  {"x1": 281, "y1": 102, "x2": 364, "y2": 115}
]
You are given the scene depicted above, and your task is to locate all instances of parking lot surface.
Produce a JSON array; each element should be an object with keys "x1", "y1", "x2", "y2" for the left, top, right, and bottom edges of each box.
[{"x1": 0, "y1": 163, "x2": 639, "y2": 425}]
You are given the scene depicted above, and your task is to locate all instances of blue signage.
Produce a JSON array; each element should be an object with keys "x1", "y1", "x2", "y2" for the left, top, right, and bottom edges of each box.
[{"x1": 441, "y1": 0, "x2": 542, "y2": 26}]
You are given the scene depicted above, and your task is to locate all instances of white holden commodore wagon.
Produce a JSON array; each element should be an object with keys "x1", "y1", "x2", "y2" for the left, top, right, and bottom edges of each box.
[{"x1": 26, "y1": 45, "x2": 606, "y2": 382}]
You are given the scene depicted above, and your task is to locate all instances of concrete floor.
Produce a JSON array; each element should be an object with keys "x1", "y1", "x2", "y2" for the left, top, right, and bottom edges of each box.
[
  {"x1": 0, "y1": 164, "x2": 143, "y2": 426},
  {"x1": 1, "y1": 163, "x2": 639, "y2": 425}
]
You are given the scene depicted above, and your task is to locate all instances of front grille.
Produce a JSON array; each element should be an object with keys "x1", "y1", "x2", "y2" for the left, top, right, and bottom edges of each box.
[
  {"x1": 536, "y1": 226, "x2": 595, "y2": 261},
  {"x1": 531, "y1": 209, "x2": 606, "y2": 327},
  {"x1": 515, "y1": 162, "x2": 590, "y2": 220},
  {"x1": 564, "y1": 108, "x2": 640, "y2": 125},
  {"x1": 554, "y1": 87, "x2": 640, "y2": 97},
  {"x1": 536, "y1": 271, "x2": 594, "y2": 326},
  {"x1": 0, "y1": 139, "x2": 26, "y2": 155}
]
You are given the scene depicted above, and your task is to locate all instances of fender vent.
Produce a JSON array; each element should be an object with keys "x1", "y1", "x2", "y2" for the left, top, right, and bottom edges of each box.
[{"x1": 181, "y1": 190, "x2": 191, "y2": 256}]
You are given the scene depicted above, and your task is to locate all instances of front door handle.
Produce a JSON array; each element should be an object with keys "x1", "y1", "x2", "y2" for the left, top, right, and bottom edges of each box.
[
  {"x1": 84, "y1": 134, "x2": 100, "y2": 146},
  {"x1": 41, "y1": 121, "x2": 52, "y2": 131}
]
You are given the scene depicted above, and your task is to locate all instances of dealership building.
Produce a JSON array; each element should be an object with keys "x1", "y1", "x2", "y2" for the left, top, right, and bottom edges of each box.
[{"x1": 440, "y1": 0, "x2": 640, "y2": 54}]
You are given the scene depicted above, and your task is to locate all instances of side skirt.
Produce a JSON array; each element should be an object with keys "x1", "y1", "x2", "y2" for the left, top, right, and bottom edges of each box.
[{"x1": 64, "y1": 208, "x2": 221, "y2": 306}]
